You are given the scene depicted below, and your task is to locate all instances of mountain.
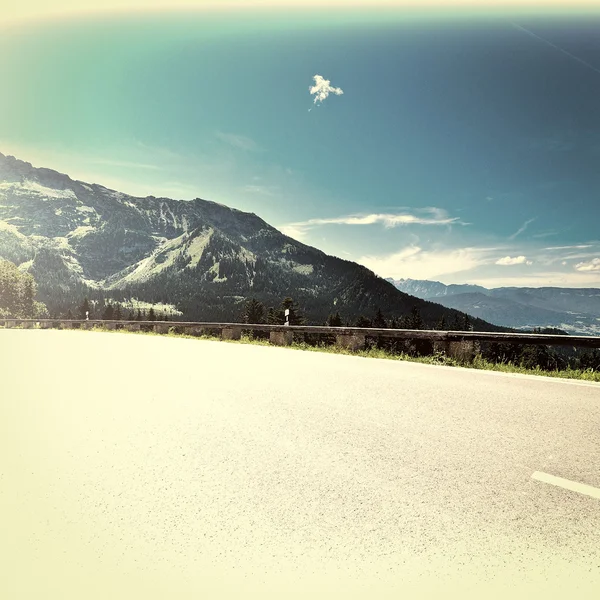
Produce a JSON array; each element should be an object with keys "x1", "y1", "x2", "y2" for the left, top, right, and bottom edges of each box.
[
  {"x1": 0, "y1": 151, "x2": 510, "y2": 330},
  {"x1": 386, "y1": 278, "x2": 488, "y2": 298},
  {"x1": 388, "y1": 279, "x2": 600, "y2": 335}
]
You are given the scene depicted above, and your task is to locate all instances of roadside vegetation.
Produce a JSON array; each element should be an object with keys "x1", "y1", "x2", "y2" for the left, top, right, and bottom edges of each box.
[
  {"x1": 2, "y1": 272, "x2": 599, "y2": 383},
  {"x1": 16, "y1": 322, "x2": 597, "y2": 384}
]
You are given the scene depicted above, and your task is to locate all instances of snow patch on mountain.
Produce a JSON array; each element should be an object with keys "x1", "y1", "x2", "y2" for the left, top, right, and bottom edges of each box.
[{"x1": 0, "y1": 180, "x2": 77, "y2": 200}]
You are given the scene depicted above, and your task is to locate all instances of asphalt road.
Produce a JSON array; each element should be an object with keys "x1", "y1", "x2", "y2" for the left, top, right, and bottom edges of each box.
[{"x1": 1, "y1": 329, "x2": 600, "y2": 599}]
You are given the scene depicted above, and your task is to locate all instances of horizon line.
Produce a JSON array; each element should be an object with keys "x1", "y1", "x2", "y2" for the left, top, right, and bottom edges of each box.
[{"x1": 3, "y1": 1, "x2": 600, "y2": 29}]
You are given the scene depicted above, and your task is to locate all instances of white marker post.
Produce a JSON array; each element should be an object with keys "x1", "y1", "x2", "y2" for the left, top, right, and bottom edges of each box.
[
  {"x1": 284, "y1": 308, "x2": 290, "y2": 326},
  {"x1": 86, "y1": 311, "x2": 89, "y2": 321}
]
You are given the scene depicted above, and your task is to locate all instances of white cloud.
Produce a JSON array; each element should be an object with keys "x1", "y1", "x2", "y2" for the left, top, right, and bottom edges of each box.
[
  {"x1": 544, "y1": 244, "x2": 593, "y2": 251},
  {"x1": 575, "y1": 257, "x2": 600, "y2": 272},
  {"x1": 279, "y1": 208, "x2": 461, "y2": 241},
  {"x1": 309, "y1": 74, "x2": 344, "y2": 106},
  {"x1": 495, "y1": 255, "x2": 528, "y2": 266},
  {"x1": 215, "y1": 131, "x2": 260, "y2": 151},
  {"x1": 356, "y1": 245, "x2": 495, "y2": 281}
]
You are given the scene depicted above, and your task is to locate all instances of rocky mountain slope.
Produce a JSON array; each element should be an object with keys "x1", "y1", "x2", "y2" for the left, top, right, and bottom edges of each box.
[
  {"x1": 0, "y1": 151, "x2": 511, "y2": 329},
  {"x1": 387, "y1": 278, "x2": 600, "y2": 335}
]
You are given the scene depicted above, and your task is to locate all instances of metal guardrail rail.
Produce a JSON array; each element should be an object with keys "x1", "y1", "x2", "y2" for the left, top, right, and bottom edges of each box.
[{"x1": 2, "y1": 318, "x2": 600, "y2": 349}]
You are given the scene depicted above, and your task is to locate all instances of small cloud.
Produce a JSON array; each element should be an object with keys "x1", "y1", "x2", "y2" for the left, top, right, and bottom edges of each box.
[
  {"x1": 508, "y1": 217, "x2": 536, "y2": 241},
  {"x1": 216, "y1": 131, "x2": 260, "y2": 151},
  {"x1": 526, "y1": 260, "x2": 533, "y2": 265},
  {"x1": 309, "y1": 74, "x2": 344, "y2": 107},
  {"x1": 575, "y1": 257, "x2": 600, "y2": 272},
  {"x1": 562, "y1": 261, "x2": 567, "y2": 266},
  {"x1": 485, "y1": 196, "x2": 493, "y2": 201},
  {"x1": 496, "y1": 255, "x2": 528, "y2": 266}
]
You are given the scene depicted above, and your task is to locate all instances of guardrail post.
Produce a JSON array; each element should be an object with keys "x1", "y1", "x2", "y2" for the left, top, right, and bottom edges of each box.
[
  {"x1": 5, "y1": 320, "x2": 13, "y2": 328},
  {"x1": 153, "y1": 324, "x2": 170, "y2": 334},
  {"x1": 445, "y1": 340, "x2": 475, "y2": 361},
  {"x1": 21, "y1": 321, "x2": 33, "y2": 329},
  {"x1": 270, "y1": 330, "x2": 293, "y2": 346},
  {"x1": 126, "y1": 323, "x2": 141, "y2": 332},
  {"x1": 222, "y1": 326, "x2": 242, "y2": 341},
  {"x1": 41, "y1": 321, "x2": 53, "y2": 329},
  {"x1": 336, "y1": 332, "x2": 366, "y2": 351}
]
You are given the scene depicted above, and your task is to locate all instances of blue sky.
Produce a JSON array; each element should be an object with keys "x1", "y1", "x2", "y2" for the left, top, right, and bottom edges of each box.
[{"x1": 1, "y1": 5, "x2": 599, "y2": 287}]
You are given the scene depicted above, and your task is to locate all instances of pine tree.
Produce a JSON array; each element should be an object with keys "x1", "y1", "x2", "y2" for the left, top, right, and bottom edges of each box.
[
  {"x1": 243, "y1": 298, "x2": 266, "y2": 324},
  {"x1": 136, "y1": 309, "x2": 142, "y2": 321},
  {"x1": 437, "y1": 314, "x2": 447, "y2": 331},
  {"x1": 148, "y1": 307, "x2": 156, "y2": 321},
  {"x1": 267, "y1": 307, "x2": 283, "y2": 324},
  {"x1": 409, "y1": 306, "x2": 423, "y2": 330},
  {"x1": 23, "y1": 278, "x2": 35, "y2": 318},
  {"x1": 450, "y1": 313, "x2": 462, "y2": 331},
  {"x1": 326, "y1": 312, "x2": 343, "y2": 327},
  {"x1": 79, "y1": 298, "x2": 90, "y2": 320},
  {"x1": 355, "y1": 315, "x2": 372, "y2": 328},
  {"x1": 373, "y1": 307, "x2": 387, "y2": 329},
  {"x1": 281, "y1": 297, "x2": 305, "y2": 325},
  {"x1": 102, "y1": 304, "x2": 114, "y2": 320},
  {"x1": 463, "y1": 313, "x2": 473, "y2": 332},
  {"x1": 66, "y1": 308, "x2": 73, "y2": 320},
  {"x1": 114, "y1": 305, "x2": 122, "y2": 321}
]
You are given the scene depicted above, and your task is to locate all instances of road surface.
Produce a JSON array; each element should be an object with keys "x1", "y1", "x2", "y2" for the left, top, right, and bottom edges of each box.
[{"x1": 1, "y1": 329, "x2": 600, "y2": 599}]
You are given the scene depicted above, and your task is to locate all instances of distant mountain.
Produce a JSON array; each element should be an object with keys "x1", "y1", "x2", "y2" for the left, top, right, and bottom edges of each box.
[
  {"x1": 388, "y1": 278, "x2": 600, "y2": 335},
  {"x1": 386, "y1": 278, "x2": 488, "y2": 298},
  {"x1": 0, "y1": 152, "x2": 509, "y2": 330}
]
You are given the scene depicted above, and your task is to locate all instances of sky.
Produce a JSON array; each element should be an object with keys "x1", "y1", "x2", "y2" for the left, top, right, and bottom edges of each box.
[{"x1": 1, "y1": 1, "x2": 600, "y2": 288}]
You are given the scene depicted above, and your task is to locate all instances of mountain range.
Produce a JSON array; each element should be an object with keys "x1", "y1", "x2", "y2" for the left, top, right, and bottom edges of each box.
[
  {"x1": 387, "y1": 278, "x2": 600, "y2": 336},
  {"x1": 0, "y1": 151, "x2": 509, "y2": 330}
]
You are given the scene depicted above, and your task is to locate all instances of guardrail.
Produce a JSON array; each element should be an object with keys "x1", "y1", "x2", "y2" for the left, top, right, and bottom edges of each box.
[{"x1": 2, "y1": 318, "x2": 600, "y2": 355}]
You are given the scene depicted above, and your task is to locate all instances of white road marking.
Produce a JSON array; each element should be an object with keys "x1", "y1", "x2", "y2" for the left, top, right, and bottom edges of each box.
[{"x1": 532, "y1": 471, "x2": 600, "y2": 500}]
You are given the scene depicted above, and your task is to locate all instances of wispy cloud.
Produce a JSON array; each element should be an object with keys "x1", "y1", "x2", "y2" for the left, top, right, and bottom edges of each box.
[
  {"x1": 575, "y1": 258, "x2": 600, "y2": 272},
  {"x1": 356, "y1": 245, "x2": 497, "y2": 281},
  {"x1": 508, "y1": 217, "x2": 536, "y2": 241},
  {"x1": 309, "y1": 74, "x2": 343, "y2": 107},
  {"x1": 87, "y1": 158, "x2": 163, "y2": 171},
  {"x1": 468, "y1": 271, "x2": 600, "y2": 288},
  {"x1": 531, "y1": 230, "x2": 559, "y2": 239},
  {"x1": 279, "y1": 208, "x2": 462, "y2": 241},
  {"x1": 495, "y1": 255, "x2": 531, "y2": 266},
  {"x1": 216, "y1": 131, "x2": 260, "y2": 152},
  {"x1": 512, "y1": 23, "x2": 600, "y2": 78},
  {"x1": 241, "y1": 184, "x2": 279, "y2": 197},
  {"x1": 544, "y1": 244, "x2": 593, "y2": 251}
]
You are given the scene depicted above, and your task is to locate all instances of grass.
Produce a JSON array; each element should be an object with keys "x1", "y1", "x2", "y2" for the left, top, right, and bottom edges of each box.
[{"x1": 16, "y1": 322, "x2": 596, "y2": 383}]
